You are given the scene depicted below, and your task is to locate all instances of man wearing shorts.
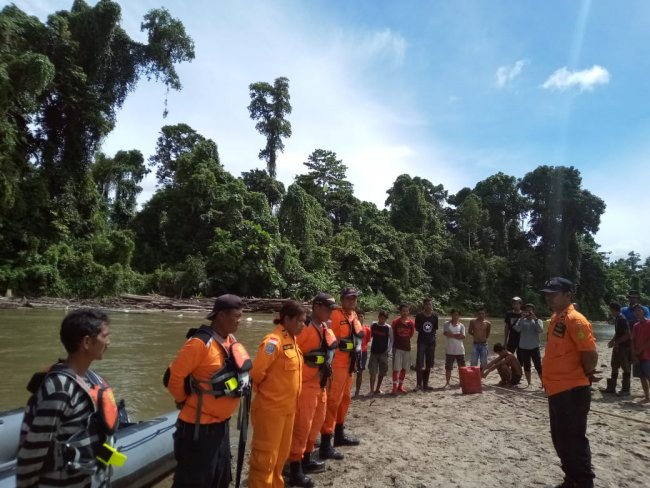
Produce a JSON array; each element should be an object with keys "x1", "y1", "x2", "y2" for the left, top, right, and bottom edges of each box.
[
  {"x1": 482, "y1": 343, "x2": 523, "y2": 386},
  {"x1": 444, "y1": 309, "x2": 466, "y2": 387},
  {"x1": 631, "y1": 304, "x2": 650, "y2": 403},
  {"x1": 415, "y1": 298, "x2": 438, "y2": 391},
  {"x1": 368, "y1": 311, "x2": 393, "y2": 395},
  {"x1": 354, "y1": 313, "x2": 372, "y2": 397},
  {"x1": 391, "y1": 305, "x2": 415, "y2": 394},
  {"x1": 469, "y1": 306, "x2": 491, "y2": 371}
]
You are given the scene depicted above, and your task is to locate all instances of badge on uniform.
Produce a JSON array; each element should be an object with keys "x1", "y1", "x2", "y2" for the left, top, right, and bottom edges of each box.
[
  {"x1": 283, "y1": 344, "x2": 294, "y2": 350},
  {"x1": 265, "y1": 338, "x2": 279, "y2": 355},
  {"x1": 553, "y1": 322, "x2": 567, "y2": 338}
]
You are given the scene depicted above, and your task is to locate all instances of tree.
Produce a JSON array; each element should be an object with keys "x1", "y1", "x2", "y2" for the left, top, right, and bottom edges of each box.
[
  {"x1": 149, "y1": 123, "x2": 205, "y2": 187},
  {"x1": 519, "y1": 166, "x2": 605, "y2": 280},
  {"x1": 241, "y1": 168, "x2": 285, "y2": 208},
  {"x1": 247, "y1": 76, "x2": 292, "y2": 178},
  {"x1": 457, "y1": 193, "x2": 482, "y2": 250},
  {"x1": 385, "y1": 174, "x2": 446, "y2": 235}
]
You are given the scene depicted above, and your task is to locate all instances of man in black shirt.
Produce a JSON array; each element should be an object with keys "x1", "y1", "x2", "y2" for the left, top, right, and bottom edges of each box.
[
  {"x1": 504, "y1": 296, "x2": 523, "y2": 363},
  {"x1": 602, "y1": 302, "x2": 632, "y2": 396},
  {"x1": 415, "y1": 298, "x2": 438, "y2": 391}
]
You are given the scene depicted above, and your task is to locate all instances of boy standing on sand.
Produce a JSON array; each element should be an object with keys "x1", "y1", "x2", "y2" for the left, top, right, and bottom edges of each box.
[
  {"x1": 354, "y1": 313, "x2": 372, "y2": 397},
  {"x1": 415, "y1": 298, "x2": 438, "y2": 391},
  {"x1": 368, "y1": 311, "x2": 393, "y2": 395},
  {"x1": 469, "y1": 306, "x2": 491, "y2": 371},
  {"x1": 482, "y1": 343, "x2": 523, "y2": 386},
  {"x1": 443, "y1": 309, "x2": 466, "y2": 387},
  {"x1": 391, "y1": 305, "x2": 415, "y2": 394}
]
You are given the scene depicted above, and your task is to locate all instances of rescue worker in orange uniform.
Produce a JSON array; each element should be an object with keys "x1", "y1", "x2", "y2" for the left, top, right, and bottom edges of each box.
[
  {"x1": 287, "y1": 293, "x2": 338, "y2": 487},
  {"x1": 319, "y1": 287, "x2": 363, "y2": 460},
  {"x1": 248, "y1": 301, "x2": 307, "y2": 488},
  {"x1": 166, "y1": 294, "x2": 251, "y2": 488}
]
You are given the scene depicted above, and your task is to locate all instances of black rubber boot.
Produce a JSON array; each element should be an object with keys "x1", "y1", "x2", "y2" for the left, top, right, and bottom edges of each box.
[
  {"x1": 617, "y1": 373, "x2": 631, "y2": 397},
  {"x1": 288, "y1": 461, "x2": 314, "y2": 487},
  {"x1": 333, "y1": 423, "x2": 360, "y2": 447},
  {"x1": 302, "y1": 451, "x2": 325, "y2": 473},
  {"x1": 415, "y1": 370, "x2": 422, "y2": 390},
  {"x1": 318, "y1": 434, "x2": 344, "y2": 460},
  {"x1": 600, "y1": 378, "x2": 616, "y2": 394}
]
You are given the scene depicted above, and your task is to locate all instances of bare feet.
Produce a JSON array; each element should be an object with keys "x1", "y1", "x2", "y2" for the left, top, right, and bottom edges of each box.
[{"x1": 640, "y1": 398, "x2": 650, "y2": 404}]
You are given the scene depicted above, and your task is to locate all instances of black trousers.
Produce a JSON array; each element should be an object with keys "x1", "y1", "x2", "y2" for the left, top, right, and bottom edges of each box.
[
  {"x1": 519, "y1": 347, "x2": 542, "y2": 375},
  {"x1": 416, "y1": 342, "x2": 436, "y2": 370},
  {"x1": 172, "y1": 419, "x2": 232, "y2": 488},
  {"x1": 548, "y1": 386, "x2": 595, "y2": 487}
]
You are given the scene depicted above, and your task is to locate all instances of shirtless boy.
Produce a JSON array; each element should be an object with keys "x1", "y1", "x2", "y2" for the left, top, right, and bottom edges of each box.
[
  {"x1": 482, "y1": 343, "x2": 522, "y2": 387},
  {"x1": 469, "y1": 306, "x2": 491, "y2": 370}
]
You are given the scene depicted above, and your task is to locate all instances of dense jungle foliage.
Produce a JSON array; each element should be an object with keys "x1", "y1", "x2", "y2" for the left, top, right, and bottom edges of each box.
[{"x1": 1, "y1": 1, "x2": 648, "y2": 319}]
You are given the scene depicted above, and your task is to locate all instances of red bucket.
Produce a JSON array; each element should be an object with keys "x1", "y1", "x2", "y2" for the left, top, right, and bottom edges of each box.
[{"x1": 459, "y1": 366, "x2": 482, "y2": 394}]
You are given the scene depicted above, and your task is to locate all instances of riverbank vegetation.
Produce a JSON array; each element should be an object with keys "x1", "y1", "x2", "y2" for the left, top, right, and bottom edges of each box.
[{"x1": 1, "y1": 1, "x2": 648, "y2": 319}]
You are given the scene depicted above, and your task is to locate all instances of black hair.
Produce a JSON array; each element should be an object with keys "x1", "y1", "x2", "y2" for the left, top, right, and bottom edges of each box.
[
  {"x1": 423, "y1": 297, "x2": 432, "y2": 303},
  {"x1": 477, "y1": 305, "x2": 487, "y2": 312},
  {"x1": 274, "y1": 300, "x2": 307, "y2": 325},
  {"x1": 450, "y1": 308, "x2": 461, "y2": 315},
  {"x1": 399, "y1": 304, "x2": 409, "y2": 311},
  {"x1": 60, "y1": 308, "x2": 109, "y2": 353},
  {"x1": 609, "y1": 302, "x2": 621, "y2": 312},
  {"x1": 632, "y1": 303, "x2": 644, "y2": 311},
  {"x1": 378, "y1": 310, "x2": 388, "y2": 318},
  {"x1": 493, "y1": 342, "x2": 505, "y2": 353}
]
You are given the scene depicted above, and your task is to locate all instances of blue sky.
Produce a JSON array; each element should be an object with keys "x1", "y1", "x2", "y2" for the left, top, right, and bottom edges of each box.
[{"x1": 16, "y1": 0, "x2": 650, "y2": 259}]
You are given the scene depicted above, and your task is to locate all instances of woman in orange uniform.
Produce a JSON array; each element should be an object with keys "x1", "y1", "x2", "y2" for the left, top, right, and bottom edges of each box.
[
  {"x1": 248, "y1": 301, "x2": 307, "y2": 488},
  {"x1": 287, "y1": 293, "x2": 338, "y2": 487},
  {"x1": 319, "y1": 287, "x2": 363, "y2": 460}
]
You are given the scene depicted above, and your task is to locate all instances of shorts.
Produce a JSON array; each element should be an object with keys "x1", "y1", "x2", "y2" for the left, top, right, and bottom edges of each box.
[
  {"x1": 633, "y1": 360, "x2": 650, "y2": 378},
  {"x1": 356, "y1": 350, "x2": 368, "y2": 371},
  {"x1": 509, "y1": 373, "x2": 522, "y2": 386},
  {"x1": 416, "y1": 342, "x2": 435, "y2": 370},
  {"x1": 445, "y1": 354, "x2": 466, "y2": 371},
  {"x1": 368, "y1": 351, "x2": 389, "y2": 376},
  {"x1": 393, "y1": 348, "x2": 411, "y2": 371},
  {"x1": 471, "y1": 342, "x2": 488, "y2": 369}
]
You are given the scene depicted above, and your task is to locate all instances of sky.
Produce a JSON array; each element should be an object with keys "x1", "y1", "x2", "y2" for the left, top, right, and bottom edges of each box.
[{"x1": 14, "y1": 0, "x2": 650, "y2": 260}]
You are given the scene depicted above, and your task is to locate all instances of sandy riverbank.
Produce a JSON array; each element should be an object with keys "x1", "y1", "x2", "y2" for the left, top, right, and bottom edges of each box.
[{"x1": 155, "y1": 342, "x2": 649, "y2": 488}]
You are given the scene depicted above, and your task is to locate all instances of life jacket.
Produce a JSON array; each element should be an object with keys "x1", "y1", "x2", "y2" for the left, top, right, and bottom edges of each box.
[
  {"x1": 303, "y1": 323, "x2": 337, "y2": 368},
  {"x1": 337, "y1": 313, "x2": 364, "y2": 353},
  {"x1": 23, "y1": 362, "x2": 122, "y2": 476},
  {"x1": 25, "y1": 362, "x2": 119, "y2": 436},
  {"x1": 163, "y1": 326, "x2": 252, "y2": 440}
]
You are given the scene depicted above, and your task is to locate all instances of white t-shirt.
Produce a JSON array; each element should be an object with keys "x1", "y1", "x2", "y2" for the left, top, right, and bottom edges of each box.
[{"x1": 444, "y1": 321, "x2": 466, "y2": 355}]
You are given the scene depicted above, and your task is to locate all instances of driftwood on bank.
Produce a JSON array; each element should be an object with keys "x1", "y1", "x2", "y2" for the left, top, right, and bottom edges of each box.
[{"x1": 0, "y1": 294, "x2": 307, "y2": 314}]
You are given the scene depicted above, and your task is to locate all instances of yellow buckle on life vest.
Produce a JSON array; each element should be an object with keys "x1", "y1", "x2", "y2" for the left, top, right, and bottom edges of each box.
[
  {"x1": 312, "y1": 355, "x2": 325, "y2": 365},
  {"x1": 224, "y1": 376, "x2": 239, "y2": 392},
  {"x1": 96, "y1": 443, "x2": 127, "y2": 467},
  {"x1": 343, "y1": 342, "x2": 354, "y2": 351}
]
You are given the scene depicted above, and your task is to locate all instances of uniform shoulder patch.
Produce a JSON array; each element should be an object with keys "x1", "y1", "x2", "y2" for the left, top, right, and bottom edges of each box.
[{"x1": 265, "y1": 337, "x2": 279, "y2": 355}]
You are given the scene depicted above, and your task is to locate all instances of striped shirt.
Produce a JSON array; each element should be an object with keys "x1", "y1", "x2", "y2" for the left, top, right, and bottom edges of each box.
[{"x1": 16, "y1": 371, "x2": 103, "y2": 488}]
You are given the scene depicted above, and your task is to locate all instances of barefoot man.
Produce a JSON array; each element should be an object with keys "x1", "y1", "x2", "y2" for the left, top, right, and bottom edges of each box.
[
  {"x1": 482, "y1": 343, "x2": 522, "y2": 386},
  {"x1": 469, "y1": 306, "x2": 491, "y2": 371}
]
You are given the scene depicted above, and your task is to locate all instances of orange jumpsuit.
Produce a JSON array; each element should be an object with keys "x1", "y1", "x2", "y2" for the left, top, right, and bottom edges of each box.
[
  {"x1": 288, "y1": 322, "x2": 337, "y2": 462},
  {"x1": 321, "y1": 308, "x2": 360, "y2": 435},
  {"x1": 167, "y1": 332, "x2": 239, "y2": 424},
  {"x1": 248, "y1": 325, "x2": 303, "y2": 488}
]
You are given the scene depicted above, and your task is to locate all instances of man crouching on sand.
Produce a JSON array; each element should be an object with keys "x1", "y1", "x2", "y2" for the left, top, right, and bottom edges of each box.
[{"x1": 482, "y1": 343, "x2": 522, "y2": 386}]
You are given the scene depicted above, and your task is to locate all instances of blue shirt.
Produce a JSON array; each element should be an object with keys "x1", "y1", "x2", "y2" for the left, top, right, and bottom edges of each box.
[{"x1": 621, "y1": 305, "x2": 650, "y2": 330}]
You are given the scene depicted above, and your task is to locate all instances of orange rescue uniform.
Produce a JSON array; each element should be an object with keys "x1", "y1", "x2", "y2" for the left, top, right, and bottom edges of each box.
[
  {"x1": 542, "y1": 304, "x2": 597, "y2": 396},
  {"x1": 288, "y1": 322, "x2": 337, "y2": 462},
  {"x1": 248, "y1": 325, "x2": 303, "y2": 488},
  {"x1": 167, "y1": 332, "x2": 240, "y2": 424},
  {"x1": 321, "y1": 308, "x2": 360, "y2": 435}
]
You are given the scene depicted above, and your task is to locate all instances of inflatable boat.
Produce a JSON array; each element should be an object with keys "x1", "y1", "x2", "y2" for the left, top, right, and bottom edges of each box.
[{"x1": 0, "y1": 407, "x2": 178, "y2": 487}]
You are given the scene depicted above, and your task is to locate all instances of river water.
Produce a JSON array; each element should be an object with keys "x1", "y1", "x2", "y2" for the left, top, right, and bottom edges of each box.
[{"x1": 0, "y1": 309, "x2": 613, "y2": 420}]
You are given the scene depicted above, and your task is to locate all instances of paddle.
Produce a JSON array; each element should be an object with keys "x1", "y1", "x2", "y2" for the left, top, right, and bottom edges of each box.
[{"x1": 234, "y1": 389, "x2": 251, "y2": 488}]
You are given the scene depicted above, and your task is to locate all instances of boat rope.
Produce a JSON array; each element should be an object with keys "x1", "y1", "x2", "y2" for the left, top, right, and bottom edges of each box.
[{"x1": 116, "y1": 424, "x2": 175, "y2": 453}]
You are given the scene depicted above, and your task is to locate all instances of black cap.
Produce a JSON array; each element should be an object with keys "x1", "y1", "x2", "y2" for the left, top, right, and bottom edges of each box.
[
  {"x1": 540, "y1": 277, "x2": 574, "y2": 293},
  {"x1": 206, "y1": 294, "x2": 243, "y2": 320},
  {"x1": 627, "y1": 290, "x2": 640, "y2": 298},
  {"x1": 313, "y1": 292, "x2": 337, "y2": 308},
  {"x1": 340, "y1": 287, "x2": 359, "y2": 298}
]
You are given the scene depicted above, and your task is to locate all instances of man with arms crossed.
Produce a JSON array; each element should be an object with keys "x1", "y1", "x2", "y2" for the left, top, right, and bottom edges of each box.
[{"x1": 541, "y1": 277, "x2": 597, "y2": 488}]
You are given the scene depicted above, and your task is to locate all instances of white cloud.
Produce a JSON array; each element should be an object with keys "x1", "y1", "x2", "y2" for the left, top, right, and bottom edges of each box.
[
  {"x1": 495, "y1": 59, "x2": 528, "y2": 88},
  {"x1": 362, "y1": 28, "x2": 407, "y2": 64},
  {"x1": 542, "y1": 65, "x2": 610, "y2": 92}
]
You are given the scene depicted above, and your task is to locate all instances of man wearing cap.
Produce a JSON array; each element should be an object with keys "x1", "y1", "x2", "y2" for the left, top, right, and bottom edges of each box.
[
  {"x1": 287, "y1": 293, "x2": 338, "y2": 487},
  {"x1": 541, "y1": 278, "x2": 597, "y2": 488},
  {"x1": 504, "y1": 296, "x2": 524, "y2": 363},
  {"x1": 319, "y1": 287, "x2": 364, "y2": 460},
  {"x1": 166, "y1": 294, "x2": 248, "y2": 488}
]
